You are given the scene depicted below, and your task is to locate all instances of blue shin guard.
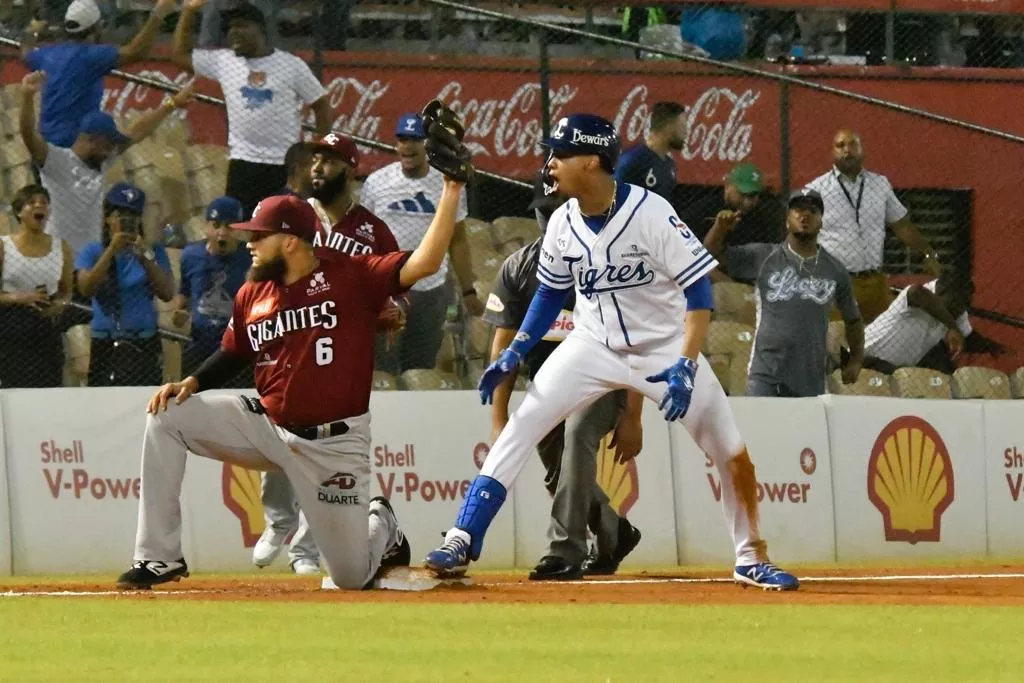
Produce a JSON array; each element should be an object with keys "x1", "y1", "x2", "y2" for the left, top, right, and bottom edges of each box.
[{"x1": 455, "y1": 475, "x2": 507, "y2": 560}]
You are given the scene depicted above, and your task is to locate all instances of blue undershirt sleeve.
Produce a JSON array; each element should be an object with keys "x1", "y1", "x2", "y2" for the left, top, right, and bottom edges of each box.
[
  {"x1": 683, "y1": 275, "x2": 714, "y2": 311},
  {"x1": 508, "y1": 283, "x2": 571, "y2": 357}
]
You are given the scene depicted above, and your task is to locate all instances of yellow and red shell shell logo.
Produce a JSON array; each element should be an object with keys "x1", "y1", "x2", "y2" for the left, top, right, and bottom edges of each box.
[
  {"x1": 867, "y1": 416, "x2": 954, "y2": 544},
  {"x1": 596, "y1": 432, "x2": 640, "y2": 517},
  {"x1": 222, "y1": 463, "x2": 265, "y2": 547}
]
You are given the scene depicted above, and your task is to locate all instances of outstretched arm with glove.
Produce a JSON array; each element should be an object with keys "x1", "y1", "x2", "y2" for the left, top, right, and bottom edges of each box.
[
  {"x1": 646, "y1": 275, "x2": 714, "y2": 422},
  {"x1": 478, "y1": 283, "x2": 571, "y2": 404}
]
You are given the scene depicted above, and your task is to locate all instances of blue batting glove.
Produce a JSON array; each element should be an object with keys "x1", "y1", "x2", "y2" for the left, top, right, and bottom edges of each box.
[
  {"x1": 645, "y1": 357, "x2": 699, "y2": 422},
  {"x1": 478, "y1": 348, "x2": 522, "y2": 405}
]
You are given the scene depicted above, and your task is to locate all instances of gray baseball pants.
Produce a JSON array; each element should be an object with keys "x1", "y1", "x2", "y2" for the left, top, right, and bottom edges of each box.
[
  {"x1": 132, "y1": 393, "x2": 395, "y2": 589},
  {"x1": 260, "y1": 471, "x2": 322, "y2": 567}
]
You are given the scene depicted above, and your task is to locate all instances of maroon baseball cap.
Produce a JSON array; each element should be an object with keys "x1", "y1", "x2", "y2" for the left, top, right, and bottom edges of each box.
[
  {"x1": 311, "y1": 132, "x2": 359, "y2": 168},
  {"x1": 230, "y1": 195, "x2": 318, "y2": 242}
]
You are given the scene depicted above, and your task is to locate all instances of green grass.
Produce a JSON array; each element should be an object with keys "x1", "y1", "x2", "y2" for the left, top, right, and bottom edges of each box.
[{"x1": 0, "y1": 601, "x2": 1022, "y2": 682}]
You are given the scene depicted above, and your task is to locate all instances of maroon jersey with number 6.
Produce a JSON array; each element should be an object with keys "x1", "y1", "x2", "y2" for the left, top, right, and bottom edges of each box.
[{"x1": 221, "y1": 249, "x2": 409, "y2": 427}]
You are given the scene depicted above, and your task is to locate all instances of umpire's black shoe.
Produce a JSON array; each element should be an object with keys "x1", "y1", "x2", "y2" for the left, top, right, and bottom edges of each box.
[
  {"x1": 582, "y1": 519, "x2": 642, "y2": 576},
  {"x1": 370, "y1": 496, "x2": 411, "y2": 568},
  {"x1": 116, "y1": 558, "x2": 189, "y2": 590},
  {"x1": 529, "y1": 555, "x2": 583, "y2": 581}
]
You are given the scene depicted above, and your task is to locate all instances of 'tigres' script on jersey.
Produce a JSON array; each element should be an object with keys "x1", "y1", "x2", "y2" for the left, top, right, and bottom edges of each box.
[
  {"x1": 313, "y1": 231, "x2": 373, "y2": 256},
  {"x1": 246, "y1": 301, "x2": 338, "y2": 351}
]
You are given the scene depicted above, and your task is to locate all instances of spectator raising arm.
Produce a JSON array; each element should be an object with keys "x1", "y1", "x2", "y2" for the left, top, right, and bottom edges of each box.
[
  {"x1": 311, "y1": 97, "x2": 332, "y2": 138},
  {"x1": 172, "y1": 0, "x2": 208, "y2": 73},
  {"x1": 76, "y1": 231, "x2": 136, "y2": 297},
  {"x1": 122, "y1": 81, "x2": 197, "y2": 147},
  {"x1": 18, "y1": 71, "x2": 48, "y2": 167},
  {"x1": 891, "y1": 215, "x2": 942, "y2": 278},
  {"x1": 118, "y1": 0, "x2": 178, "y2": 66},
  {"x1": 448, "y1": 220, "x2": 484, "y2": 316}
]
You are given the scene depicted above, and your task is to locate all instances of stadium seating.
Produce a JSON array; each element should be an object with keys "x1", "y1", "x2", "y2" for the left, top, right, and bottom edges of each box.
[
  {"x1": 706, "y1": 354, "x2": 732, "y2": 394},
  {"x1": 826, "y1": 320, "x2": 847, "y2": 370},
  {"x1": 463, "y1": 217, "x2": 497, "y2": 253},
  {"x1": 64, "y1": 324, "x2": 91, "y2": 387},
  {"x1": 704, "y1": 321, "x2": 754, "y2": 396},
  {"x1": 400, "y1": 369, "x2": 462, "y2": 390},
  {"x1": 372, "y1": 371, "x2": 400, "y2": 391},
  {"x1": 464, "y1": 316, "x2": 492, "y2": 360},
  {"x1": 1011, "y1": 367, "x2": 1024, "y2": 399},
  {"x1": 711, "y1": 282, "x2": 756, "y2": 326},
  {"x1": 828, "y1": 368, "x2": 891, "y2": 396},
  {"x1": 890, "y1": 367, "x2": 952, "y2": 399},
  {"x1": 951, "y1": 366, "x2": 1012, "y2": 399},
  {"x1": 492, "y1": 216, "x2": 540, "y2": 253}
]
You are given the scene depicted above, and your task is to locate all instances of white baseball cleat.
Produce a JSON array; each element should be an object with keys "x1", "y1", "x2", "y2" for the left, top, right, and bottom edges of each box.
[
  {"x1": 252, "y1": 529, "x2": 289, "y2": 568},
  {"x1": 291, "y1": 558, "x2": 321, "y2": 576}
]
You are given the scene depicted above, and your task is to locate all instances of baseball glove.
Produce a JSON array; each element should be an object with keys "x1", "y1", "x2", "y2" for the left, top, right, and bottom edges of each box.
[{"x1": 421, "y1": 99, "x2": 473, "y2": 183}]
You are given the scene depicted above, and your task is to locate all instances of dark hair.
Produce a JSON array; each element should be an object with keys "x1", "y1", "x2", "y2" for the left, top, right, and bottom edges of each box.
[
  {"x1": 11, "y1": 184, "x2": 50, "y2": 221},
  {"x1": 650, "y1": 102, "x2": 687, "y2": 132},
  {"x1": 284, "y1": 141, "x2": 315, "y2": 177}
]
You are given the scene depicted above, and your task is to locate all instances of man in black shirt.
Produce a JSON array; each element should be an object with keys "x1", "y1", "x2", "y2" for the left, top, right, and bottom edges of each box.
[
  {"x1": 680, "y1": 162, "x2": 786, "y2": 283},
  {"x1": 482, "y1": 178, "x2": 643, "y2": 580},
  {"x1": 614, "y1": 101, "x2": 686, "y2": 200}
]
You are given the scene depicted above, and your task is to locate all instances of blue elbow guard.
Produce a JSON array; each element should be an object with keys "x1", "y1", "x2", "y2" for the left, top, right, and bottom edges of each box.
[
  {"x1": 455, "y1": 475, "x2": 507, "y2": 560},
  {"x1": 684, "y1": 275, "x2": 714, "y2": 310}
]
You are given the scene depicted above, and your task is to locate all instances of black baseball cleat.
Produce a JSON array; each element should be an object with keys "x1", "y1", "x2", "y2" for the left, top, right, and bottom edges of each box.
[
  {"x1": 116, "y1": 559, "x2": 189, "y2": 590},
  {"x1": 529, "y1": 555, "x2": 583, "y2": 581},
  {"x1": 370, "y1": 496, "x2": 411, "y2": 568},
  {"x1": 582, "y1": 519, "x2": 642, "y2": 576}
]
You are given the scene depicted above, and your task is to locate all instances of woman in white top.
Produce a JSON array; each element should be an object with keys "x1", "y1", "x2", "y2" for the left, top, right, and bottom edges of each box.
[{"x1": 0, "y1": 185, "x2": 73, "y2": 388}]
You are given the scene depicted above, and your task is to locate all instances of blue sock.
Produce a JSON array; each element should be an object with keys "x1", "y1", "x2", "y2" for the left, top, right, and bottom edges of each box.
[{"x1": 455, "y1": 475, "x2": 507, "y2": 560}]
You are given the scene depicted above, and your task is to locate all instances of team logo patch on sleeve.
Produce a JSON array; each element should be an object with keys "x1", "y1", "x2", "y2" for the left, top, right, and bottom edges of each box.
[{"x1": 485, "y1": 293, "x2": 505, "y2": 312}]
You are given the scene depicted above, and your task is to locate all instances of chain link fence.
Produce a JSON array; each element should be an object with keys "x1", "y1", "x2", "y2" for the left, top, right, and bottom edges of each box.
[{"x1": 0, "y1": 0, "x2": 1021, "y2": 399}]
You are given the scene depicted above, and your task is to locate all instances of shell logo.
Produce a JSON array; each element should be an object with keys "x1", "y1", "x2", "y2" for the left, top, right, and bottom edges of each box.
[
  {"x1": 595, "y1": 432, "x2": 640, "y2": 517},
  {"x1": 222, "y1": 463, "x2": 265, "y2": 547},
  {"x1": 867, "y1": 416, "x2": 954, "y2": 544}
]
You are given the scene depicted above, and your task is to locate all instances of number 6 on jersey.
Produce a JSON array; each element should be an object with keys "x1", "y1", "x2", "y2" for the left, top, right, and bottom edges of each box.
[{"x1": 315, "y1": 337, "x2": 333, "y2": 365}]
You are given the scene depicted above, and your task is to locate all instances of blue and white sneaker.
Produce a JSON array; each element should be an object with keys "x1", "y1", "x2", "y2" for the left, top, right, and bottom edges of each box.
[
  {"x1": 734, "y1": 562, "x2": 799, "y2": 591},
  {"x1": 424, "y1": 534, "x2": 470, "y2": 578}
]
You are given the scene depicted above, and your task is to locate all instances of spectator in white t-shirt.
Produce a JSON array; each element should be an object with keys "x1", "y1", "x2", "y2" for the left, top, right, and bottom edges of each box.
[
  {"x1": 171, "y1": 0, "x2": 331, "y2": 219},
  {"x1": 360, "y1": 112, "x2": 482, "y2": 374},
  {"x1": 18, "y1": 71, "x2": 197, "y2": 257},
  {"x1": 861, "y1": 273, "x2": 1006, "y2": 375}
]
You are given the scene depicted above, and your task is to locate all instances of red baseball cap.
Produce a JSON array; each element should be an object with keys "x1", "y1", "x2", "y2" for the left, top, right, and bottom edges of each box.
[
  {"x1": 311, "y1": 132, "x2": 359, "y2": 168},
  {"x1": 231, "y1": 194, "x2": 318, "y2": 242}
]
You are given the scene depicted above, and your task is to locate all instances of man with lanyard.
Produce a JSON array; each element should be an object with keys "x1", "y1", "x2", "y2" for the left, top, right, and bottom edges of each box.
[{"x1": 805, "y1": 129, "x2": 941, "y2": 323}]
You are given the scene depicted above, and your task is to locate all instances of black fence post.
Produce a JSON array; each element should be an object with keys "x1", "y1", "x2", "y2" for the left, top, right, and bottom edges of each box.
[{"x1": 539, "y1": 27, "x2": 552, "y2": 143}]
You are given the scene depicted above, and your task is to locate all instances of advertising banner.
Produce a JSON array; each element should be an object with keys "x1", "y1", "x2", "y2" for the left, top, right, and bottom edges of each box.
[
  {"x1": 826, "y1": 396, "x2": 987, "y2": 561},
  {"x1": 670, "y1": 397, "x2": 835, "y2": 566},
  {"x1": 512, "y1": 405, "x2": 678, "y2": 570},
  {"x1": 981, "y1": 402, "x2": 1024, "y2": 556}
]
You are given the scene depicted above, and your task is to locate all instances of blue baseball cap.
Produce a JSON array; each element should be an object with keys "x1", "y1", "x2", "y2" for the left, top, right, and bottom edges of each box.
[
  {"x1": 543, "y1": 113, "x2": 620, "y2": 172},
  {"x1": 78, "y1": 111, "x2": 129, "y2": 146},
  {"x1": 395, "y1": 113, "x2": 425, "y2": 139},
  {"x1": 104, "y1": 182, "x2": 146, "y2": 213},
  {"x1": 206, "y1": 196, "x2": 244, "y2": 223}
]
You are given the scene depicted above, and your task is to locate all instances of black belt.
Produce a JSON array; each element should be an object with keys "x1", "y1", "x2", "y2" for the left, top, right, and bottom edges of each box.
[
  {"x1": 284, "y1": 420, "x2": 351, "y2": 441},
  {"x1": 849, "y1": 269, "x2": 881, "y2": 277}
]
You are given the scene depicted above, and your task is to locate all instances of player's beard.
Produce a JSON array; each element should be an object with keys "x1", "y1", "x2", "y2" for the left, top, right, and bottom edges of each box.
[
  {"x1": 249, "y1": 255, "x2": 287, "y2": 282},
  {"x1": 668, "y1": 133, "x2": 685, "y2": 151},
  {"x1": 311, "y1": 170, "x2": 349, "y2": 206}
]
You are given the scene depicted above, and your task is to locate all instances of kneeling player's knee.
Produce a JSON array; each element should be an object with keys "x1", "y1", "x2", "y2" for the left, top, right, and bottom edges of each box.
[{"x1": 328, "y1": 569, "x2": 369, "y2": 590}]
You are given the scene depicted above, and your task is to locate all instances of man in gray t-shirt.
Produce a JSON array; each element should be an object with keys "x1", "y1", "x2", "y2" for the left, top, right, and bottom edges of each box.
[{"x1": 704, "y1": 188, "x2": 865, "y2": 397}]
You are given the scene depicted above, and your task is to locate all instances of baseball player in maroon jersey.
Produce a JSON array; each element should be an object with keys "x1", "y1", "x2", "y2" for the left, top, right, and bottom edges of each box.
[
  {"x1": 116, "y1": 178, "x2": 465, "y2": 589},
  {"x1": 252, "y1": 133, "x2": 407, "y2": 574}
]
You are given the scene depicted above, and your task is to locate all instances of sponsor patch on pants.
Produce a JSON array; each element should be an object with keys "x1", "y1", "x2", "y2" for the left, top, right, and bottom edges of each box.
[{"x1": 318, "y1": 471, "x2": 359, "y2": 505}]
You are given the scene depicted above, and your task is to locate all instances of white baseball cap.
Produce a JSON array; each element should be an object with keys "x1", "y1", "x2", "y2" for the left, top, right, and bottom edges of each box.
[{"x1": 64, "y1": 0, "x2": 102, "y2": 34}]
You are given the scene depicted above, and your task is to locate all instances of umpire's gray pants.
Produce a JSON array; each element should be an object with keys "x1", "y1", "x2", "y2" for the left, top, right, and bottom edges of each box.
[
  {"x1": 261, "y1": 471, "x2": 321, "y2": 566},
  {"x1": 537, "y1": 390, "x2": 626, "y2": 564}
]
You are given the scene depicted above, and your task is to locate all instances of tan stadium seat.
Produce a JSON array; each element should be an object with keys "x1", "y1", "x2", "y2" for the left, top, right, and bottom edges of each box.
[
  {"x1": 826, "y1": 320, "x2": 848, "y2": 369},
  {"x1": 706, "y1": 354, "x2": 731, "y2": 394},
  {"x1": 704, "y1": 320, "x2": 754, "y2": 360},
  {"x1": 154, "y1": 115, "x2": 191, "y2": 147},
  {"x1": 190, "y1": 167, "x2": 225, "y2": 213},
  {"x1": 184, "y1": 214, "x2": 207, "y2": 243},
  {"x1": 727, "y1": 355, "x2": 750, "y2": 396},
  {"x1": 712, "y1": 282, "x2": 756, "y2": 326},
  {"x1": 492, "y1": 216, "x2": 541, "y2": 251},
  {"x1": 123, "y1": 139, "x2": 160, "y2": 172},
  {"x1": 0, "y1": 211, "x2": 12, "y2": 235},
  {"x1": 951, "y1": 367, "x2": 1012, "y2": 399},
  {"x1": 473, "y1": 248, "x2": 505, "y2": 291},
  {"x1": 463, "y1": 218, "x2": 497, "y2": 254},
  {"x1": 890, "y1": 367, "x2": 951, "y2": 399},
  {"x1": 64, "y1": 324, "x2": 91, "y2": 386},
  {"x1": 372, "y1": 371, "x2": 399, "y2": 391},
  {"x1": 829, "y1": 368, "x2": 891, "y2": 396},
  {"x1": 465, "y1": 316, "x2": 492, "y2": 359},
  {"x1": 400, "y1": 369, "x2": 461, "y2": 390},
  {"x1": 0, "y1": 108, "x2": 18, "y2": 139},
  {"x1": 104, "y1": 156, "x2": 128, "y2": 187},
  {"x1": 435, "y1": 332, "x2": 457, "y2": 373},
  {"x1": 1011, "y1": 367, "x2": 1024, "y2": 399},
  {"x1": 162, "y1": 337, "x2": 183, "y2": 383},
  {"x1": 0, "y1": 139, "x2": 30, "y2": 169},
  {"x1": 465, "y1": 359, "x2": 486, "y2": 388}
]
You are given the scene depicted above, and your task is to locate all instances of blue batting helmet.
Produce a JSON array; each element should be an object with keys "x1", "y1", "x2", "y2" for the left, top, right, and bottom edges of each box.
[{"x1": 543, "y1": 113, "x2": 620, "y2": 173}]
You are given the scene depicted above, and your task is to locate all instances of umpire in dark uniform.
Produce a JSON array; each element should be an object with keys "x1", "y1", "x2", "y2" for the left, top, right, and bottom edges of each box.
[
  {"x1": 481, "y1": 173, "x2": 642, "y2": 580},
  {"x1": 614, "y1": 101, "x2": 686, "y2": 200}
]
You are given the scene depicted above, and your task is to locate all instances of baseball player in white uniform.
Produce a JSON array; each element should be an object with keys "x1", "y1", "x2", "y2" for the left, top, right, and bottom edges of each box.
[{"x1": 424, "y1": 114, "x2": 799, "y2": 590}]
